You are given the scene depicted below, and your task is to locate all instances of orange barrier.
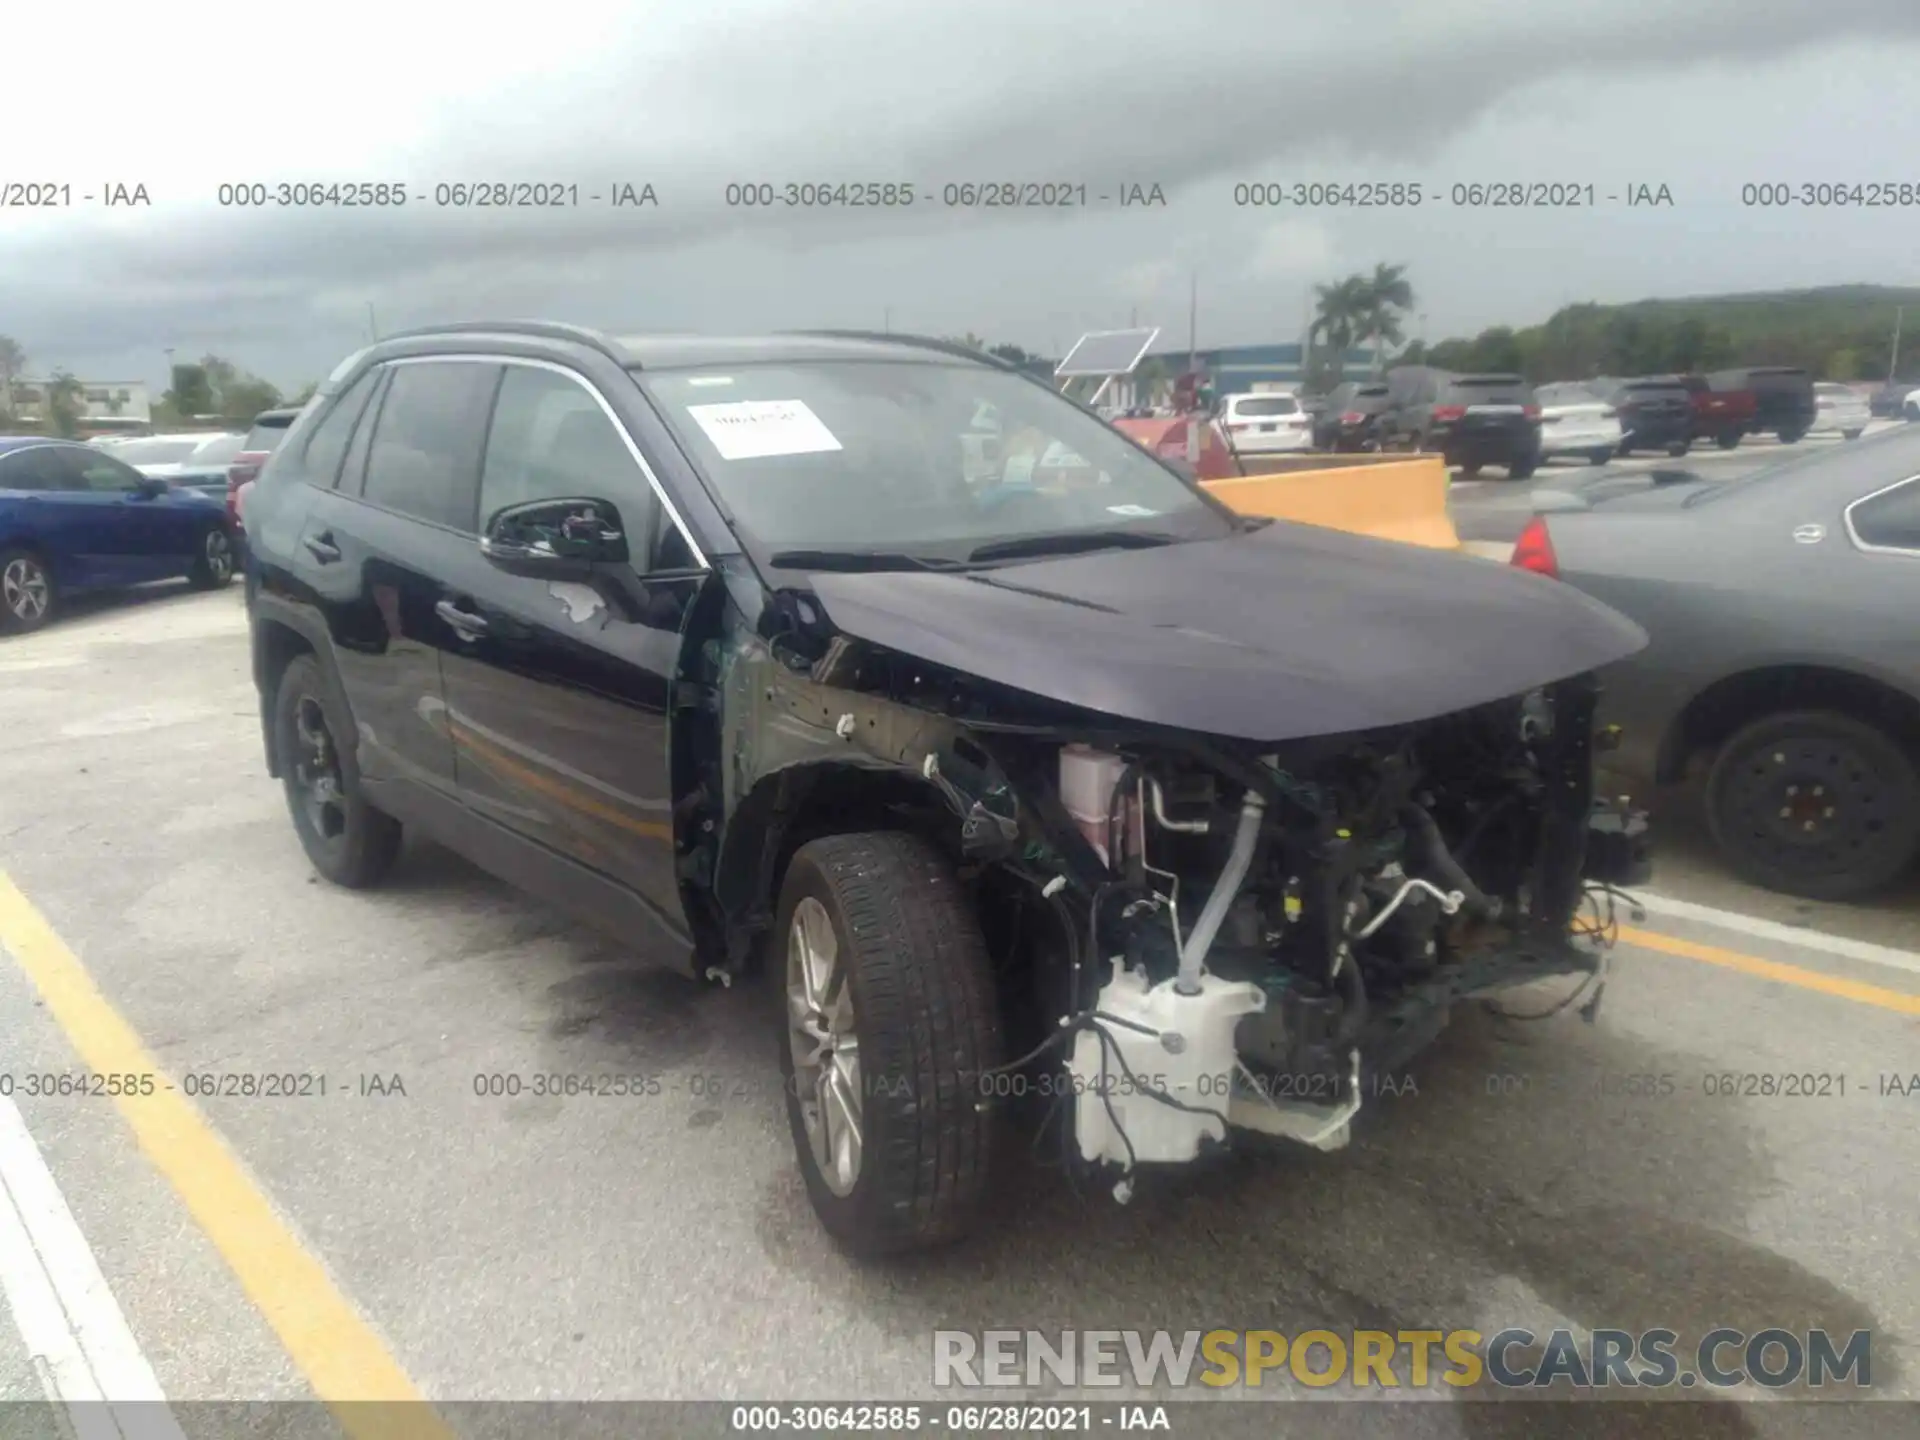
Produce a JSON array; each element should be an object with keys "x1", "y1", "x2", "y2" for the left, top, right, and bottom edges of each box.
[{"x1": 1201, "y1": 455, "x2": 1461, "y2": 551}]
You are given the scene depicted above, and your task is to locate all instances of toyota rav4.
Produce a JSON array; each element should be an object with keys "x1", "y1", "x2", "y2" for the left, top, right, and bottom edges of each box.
[{"x1": 246, "y1": 323, "x2": 1652, "y2": 1255}]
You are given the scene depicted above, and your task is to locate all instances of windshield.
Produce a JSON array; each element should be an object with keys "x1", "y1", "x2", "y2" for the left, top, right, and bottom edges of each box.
[
  {"x1": 1230, "y1": 396, "x2": 1299, "y2": 417},
  {"x1": 638, "y1": 360, "x2": 1233, "y2": 559},
  {"x1": 242, "y1": 417, "x2": 295, "y2": 452},
  {"x1": 111, "y1": 438, "x2": 202, "y2": 466}
]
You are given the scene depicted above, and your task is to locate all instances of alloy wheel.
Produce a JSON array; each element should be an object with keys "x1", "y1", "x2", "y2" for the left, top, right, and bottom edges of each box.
[
  {"x1": 205, "y1": 530, "x2": 234, "y2": 583},
  {"x1": 2, "y1": 557, "x2": 49, "y2": 624},
  {"x1": 291, "y1": 696, "x2": 348, "y2": 845},
  {"x1": 786, "y1": 896, "x2": 863, "y2": 1196}
]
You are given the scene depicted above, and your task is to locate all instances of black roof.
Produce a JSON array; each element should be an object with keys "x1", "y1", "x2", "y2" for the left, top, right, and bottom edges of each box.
[{"x1": 382, "y1": 320, "x2": 1007, "y2": 372}]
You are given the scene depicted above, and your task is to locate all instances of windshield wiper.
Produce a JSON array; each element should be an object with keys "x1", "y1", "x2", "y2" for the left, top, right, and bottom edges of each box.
[
  {"x1": 966, "y1": 529, "x2": 1179, "y2": 563},
  {"x1": 766, "y1": 548, "x2": 969, "y2": 573}
]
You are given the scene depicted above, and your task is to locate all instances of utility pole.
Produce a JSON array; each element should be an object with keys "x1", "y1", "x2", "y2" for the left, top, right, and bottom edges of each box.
[
  {"x1": 1186, "y1": 271, "x2": 1201, "y2": 468},
  {"x1": 1891, "y1": 306, "x2": 1903, "y2": 380},
  {"x1": 367, "y1": 303, "x2": 379, "y2": 343},
  {"x1": 883, "y1": 305, "x2": 892, "y2": 334}
]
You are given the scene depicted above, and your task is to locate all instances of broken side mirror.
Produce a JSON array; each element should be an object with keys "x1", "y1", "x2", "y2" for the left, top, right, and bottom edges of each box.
[{"x1": 480, "y1": 497, "x2": 629, "y2": 581}]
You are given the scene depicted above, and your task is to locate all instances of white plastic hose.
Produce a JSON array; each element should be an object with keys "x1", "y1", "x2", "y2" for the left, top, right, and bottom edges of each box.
[{"x1": 1176, "y1": 792, "x2": 1265, "y2": 994}]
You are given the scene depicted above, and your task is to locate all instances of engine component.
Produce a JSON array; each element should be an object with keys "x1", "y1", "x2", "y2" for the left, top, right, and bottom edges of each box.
[
  {"x1": 1177, "y1": 790, "x2": 1265, "y2": 994},
  {"x1": 1585, "y1": 797, "x2": 1652, "y2": 886},
  {"x1": 1068, "y1": 960, "x2": 1265, "y2": 1167},
  {"x1": 1058, "y1": 745, "x2": 1139, "y2": 868}
]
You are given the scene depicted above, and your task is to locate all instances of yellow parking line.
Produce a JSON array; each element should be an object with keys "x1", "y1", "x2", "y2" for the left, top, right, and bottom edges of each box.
[
  {"x1": 0, "y1": 870, "x2": 454, "y2": 1440},
  {"x1": 1620, "y1": 924, "x2": 1920, "y2": 1017}
]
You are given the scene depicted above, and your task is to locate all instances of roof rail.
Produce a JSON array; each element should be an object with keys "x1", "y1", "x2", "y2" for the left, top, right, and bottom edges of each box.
[
  {"x1": 381, "y1": 319, "x2": 625, "y2": 364},
  {"x1": 791, "y1": 330, "x2": 1015, "y2": 370}
]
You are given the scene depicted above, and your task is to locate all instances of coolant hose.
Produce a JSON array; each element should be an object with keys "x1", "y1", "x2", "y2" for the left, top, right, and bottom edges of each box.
[
  {"x1": 1400, "y1": 805, "x2": 1492, "y2": 914},
  {"x1": 1177, "y1": 792, "x2": 1266, "y2": 994}
]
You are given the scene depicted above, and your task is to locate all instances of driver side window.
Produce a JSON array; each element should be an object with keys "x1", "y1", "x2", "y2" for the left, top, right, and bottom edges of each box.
[
  {"x1": 480, "y1": 366, "x2": 676, "y2": 569},
  {"x1": 68, "y1": 450, "x2": 145, "y2": 492}
]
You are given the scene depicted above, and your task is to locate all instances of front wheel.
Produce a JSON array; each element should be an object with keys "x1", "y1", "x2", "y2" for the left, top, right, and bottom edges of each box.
[
  {"x1": 1704, "y1": 710, "x2": 1920, "y2": 901},
  {"x1": 274, "y1": 654, "x2": 402, "y2": 888},
  {"x1": 0, "y1": 548, "x2": 55, "y2": 636},
  {"x1": 189, "y1": 525, "x2": 237, "y2": 589},
  {"x1": 775, "y1": 831, "x2": 1004, "y2": 1257}
]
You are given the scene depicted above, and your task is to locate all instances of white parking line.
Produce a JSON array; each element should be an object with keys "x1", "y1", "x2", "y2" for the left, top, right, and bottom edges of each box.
[
  {"x1": 1633, "y1": 889, "x2": 1920, "y2": 979},
  {"x1": 0, "y1": 1095, "x2": 185, "y2": 1440}
]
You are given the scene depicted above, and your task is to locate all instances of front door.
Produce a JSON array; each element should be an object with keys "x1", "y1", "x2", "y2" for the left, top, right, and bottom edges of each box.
[{"x1": 434, "y1": 361, "x2": 701, "y2": 940}]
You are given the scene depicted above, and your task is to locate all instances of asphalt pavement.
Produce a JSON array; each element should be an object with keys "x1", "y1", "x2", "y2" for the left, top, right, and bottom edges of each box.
[{"x1": 0, "y1": 580, "x2": 1916, "y2": 1440}]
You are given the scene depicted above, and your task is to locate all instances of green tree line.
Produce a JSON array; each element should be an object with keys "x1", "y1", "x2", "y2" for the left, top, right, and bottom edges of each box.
[{"x1": 0, "y1": 335, "x2": 315, "y2": 436}]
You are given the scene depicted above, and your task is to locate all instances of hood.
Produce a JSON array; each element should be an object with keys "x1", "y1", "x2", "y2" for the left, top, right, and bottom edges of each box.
[{"x1": 804, "y1": 522, "x2": 1647, "y2": 742}]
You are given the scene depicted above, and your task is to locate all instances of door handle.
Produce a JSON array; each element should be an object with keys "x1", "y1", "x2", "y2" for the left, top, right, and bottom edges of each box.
[
  {"x1": 303, "y1": 532, "x2": 342, "y2": 564},
  {"x1": 435, "y1": 599, "x2": 489, "y2": 639}
]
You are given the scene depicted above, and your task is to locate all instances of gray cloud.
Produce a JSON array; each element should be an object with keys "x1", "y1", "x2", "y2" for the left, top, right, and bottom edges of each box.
[{"x1": 7, "y1": 0, "x2": 1920, "y2": 389}]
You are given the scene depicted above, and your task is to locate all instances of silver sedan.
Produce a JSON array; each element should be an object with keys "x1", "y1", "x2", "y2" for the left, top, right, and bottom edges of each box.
[{"x1": 1511, "y1": 428, "x2": 1920, "y2": 900}]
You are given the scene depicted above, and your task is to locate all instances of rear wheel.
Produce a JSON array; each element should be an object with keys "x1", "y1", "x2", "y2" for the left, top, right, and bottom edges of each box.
[
  {"x1": 1704, "y1": 710, "x2": 1920, "y2": 901},
  {"x1": 188, "y1": 525, "x2": 237, "y2": 589},
  {"x1": 1716, "y1": 431, "x2": 1741, "y2": 450},
  {"x1": 1778, "y1": 427, "x2": 1806, "y2": 444},
  {"x1": 1587, "y1": 447, "x2": 1615, "y2": 466},
  {"x1": 774, "y1": 831, "x2": 1003, "y2": 1257},
  {"x1": 1666, "y1": 438, "x2": 1691, "y2": 458},
  {"x1": 273, "y1": 654, "x2": 402, "y2": 888},
  {"x1": 1507, "y1": 456, "x2": 1537, "y2": 480},
  {"x1": 1843, "y1": 429, "x2": 1864, "y2": 441},
  {"x1": 0, "y1": 548, "x2": 55, "y2": 636}
]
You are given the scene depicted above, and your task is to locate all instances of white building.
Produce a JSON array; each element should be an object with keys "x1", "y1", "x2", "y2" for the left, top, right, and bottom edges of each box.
[{"x1": 7, "y1": 379, "x2": 153, "y2": 428}]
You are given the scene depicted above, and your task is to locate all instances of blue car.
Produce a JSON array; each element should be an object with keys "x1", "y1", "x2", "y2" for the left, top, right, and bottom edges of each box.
[{"x1": 0, "y1": 437, "x2": 239, "y2": 635}]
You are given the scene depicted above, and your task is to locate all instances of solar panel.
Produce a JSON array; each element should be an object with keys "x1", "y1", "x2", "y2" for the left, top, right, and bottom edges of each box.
[{"x1": 1053, "y1": 328, "x2": 1161, "y2": 378}]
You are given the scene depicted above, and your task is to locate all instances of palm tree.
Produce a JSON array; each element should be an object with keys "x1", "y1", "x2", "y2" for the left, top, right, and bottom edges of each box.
[
  {"x1": 1309, "y1": 276, "x2": 1368, "y2": 384},
  {"x1": 1356, "y1": 263, "x2": 1415, "y2": 376},
  {"x1": 46, "y1": 372, "x2": 85, "y2": 438}
]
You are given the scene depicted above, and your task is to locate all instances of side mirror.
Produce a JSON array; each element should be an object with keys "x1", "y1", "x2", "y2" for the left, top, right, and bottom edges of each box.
[
  {"x1": 131, "y1": 476, "x2": 169, "y2": 499},
  {"x1": 480, "y1": 497, "x2": 629, "y2": 580}
]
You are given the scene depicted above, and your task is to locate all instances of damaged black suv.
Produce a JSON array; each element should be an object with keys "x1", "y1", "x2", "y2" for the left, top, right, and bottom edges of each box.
[{"x1": 246, "y1": 323, "x2": 1652, "y2": 1256}]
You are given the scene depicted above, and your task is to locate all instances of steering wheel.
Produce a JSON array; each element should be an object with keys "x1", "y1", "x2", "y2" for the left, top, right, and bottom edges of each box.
[{"x1": 973, "y1": 481, "x2": 1057, "y2": 516}]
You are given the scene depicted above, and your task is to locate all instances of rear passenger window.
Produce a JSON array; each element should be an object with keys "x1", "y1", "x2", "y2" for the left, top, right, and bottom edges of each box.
[
  {"x1": 480, "y1": 365, "x2": 673, "y2": 566},
  {"x1": 361, "y1": 362, "x2": 498, "y2": 530},
  {"x1": 294, "y1": 370, "x2": 381, "y2": 489},
  {"x1": 1850, "y1": 477, "x2": 1920, "y2": 552}
]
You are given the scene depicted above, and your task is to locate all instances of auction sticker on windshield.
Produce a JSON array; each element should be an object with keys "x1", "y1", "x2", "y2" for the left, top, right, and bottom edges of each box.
[{"x1": 685, "y1": 399, "x2": 843, "y2": 460}]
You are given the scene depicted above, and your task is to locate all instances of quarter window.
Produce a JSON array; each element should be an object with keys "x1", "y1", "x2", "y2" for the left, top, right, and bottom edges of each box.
[{"x1": 1848, "y1": 476, "x2": 1920, "y2": 552}]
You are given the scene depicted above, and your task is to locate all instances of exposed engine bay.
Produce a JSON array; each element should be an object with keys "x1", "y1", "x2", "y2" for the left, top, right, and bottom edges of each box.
[{"x1": 930, "y1": 677, "x2": 1650, "y2": 1191}]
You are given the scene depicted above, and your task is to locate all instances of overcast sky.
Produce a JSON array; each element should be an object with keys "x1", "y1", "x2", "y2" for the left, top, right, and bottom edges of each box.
[{"x1": 5, "y1": 0, "x2": 1920, "y2": 391}]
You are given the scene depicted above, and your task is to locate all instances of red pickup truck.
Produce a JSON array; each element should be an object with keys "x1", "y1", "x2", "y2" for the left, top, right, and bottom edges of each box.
[{"x1": 1680, "y1": 374, "x2": 1756, "y2": 450}]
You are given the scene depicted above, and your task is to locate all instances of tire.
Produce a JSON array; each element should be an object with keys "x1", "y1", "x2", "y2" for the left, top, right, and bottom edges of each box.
[
  {"x1": 188, "y1": 524, "x2": 237, "y2": 590},
  {"x1": 273, "y1": 654, "x2": 402, "y2": 888},
  {"x1": 1843, "y1": 429, "x2": 1863, "y2": 442},
  {"x1": 1666, "y1": 438, "x2": 1691, "y2": 458},
  {"x1": 1507, "y1": 456, "x2": 1537, "y2": 481},
  {"x1": 1704, "y1": 710, "x2": 1920, "y2": 901},
  {"x1": 1615, "y1": 440, "x2": 1632, "y2": 458},
  {"x1": 0, "y1": 547, "x2": 56, "y2": 636},
  {"x1": 774, "y1": 831, "x2": 1003, "y2": 1257},
  {"x1": 1458, "y1": 462, "x2": 1482, "y2": 478},
  {"x1": 1778, "y1": 428, "x2": 1805, "y2": 445},
  {"x1": 1587, "y1": 448, "x2": 1615, "y2": 466},
  {"x1": 1716, "y1": 431, "x2": 1741, "y2": 450}
]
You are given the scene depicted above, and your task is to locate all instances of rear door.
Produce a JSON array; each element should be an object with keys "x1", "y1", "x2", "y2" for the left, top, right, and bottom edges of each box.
[
  {"x1": 435, "y1": 360, "x2": 703, "y2": 939},
  {"x1": 289, "y1": 359, "x2": 498, "y2": 801}
]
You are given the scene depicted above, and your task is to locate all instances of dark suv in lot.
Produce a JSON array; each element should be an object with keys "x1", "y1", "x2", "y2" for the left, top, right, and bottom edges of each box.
[
  {"x1": 1376, "y1": 367, "x2": 1542, "y2": 478},
  {"x1": 1310, "y1": 380, "x2": 1391, "y2": 451},
  {"x1": 245, "y1": 322, "x2": 1647, "y2": 1255},
  {"x1": 1590, "y1": 375, "x2": 1693, "y2": 458}
]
